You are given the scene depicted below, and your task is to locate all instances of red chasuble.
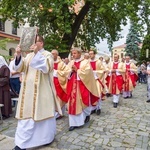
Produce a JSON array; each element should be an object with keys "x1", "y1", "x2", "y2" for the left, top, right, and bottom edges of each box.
[
  {"x1": 106, "y1": 62, "x2": 124, "y2": 94},
  {"x1": 124, "y1": 64, "x2": 137, "y2": 91},
  {"x1": 67, "y1": 61, "x2": 93, "y2": 115},
  {"x1": 53, "y1": 62, "x2": 68, "y2": 103}
]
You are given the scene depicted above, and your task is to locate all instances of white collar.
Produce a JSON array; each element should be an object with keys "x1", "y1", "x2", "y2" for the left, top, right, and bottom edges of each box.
[
  {"x1": 75, "y1": 58, "x2": 82, "y2": 62},
  {"x1": 126, "y1": 62, "x2": 130, "y2": 65},
  {"x1": 39, "y1": 48, "x2": 45, "y2": 53},
  {"x1": 90, "y1": 58, "x2": 97, "y2": 62},
  {"x1": 114, "y1": 61, "x2": 119, "y2": 64},
  {"x1": 54, "y1": 59, "x2": 59, "y2": 63}
]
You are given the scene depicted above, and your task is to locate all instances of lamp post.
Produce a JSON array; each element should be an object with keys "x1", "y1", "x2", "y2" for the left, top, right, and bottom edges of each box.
[{"x1": 146, "y1": 49, "x2": 149, "y2": 58}]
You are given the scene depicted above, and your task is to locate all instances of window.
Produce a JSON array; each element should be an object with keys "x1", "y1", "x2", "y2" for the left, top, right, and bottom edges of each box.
[
  {"x1": 0, "y1": 19, "x2": 5, "y2": 32},
  {"x1": 12, "y1": 24, "x2": 17, "y2": 35},
  {"x1": 9, "y1": 48, "x2": 15, "y2": 56},
  {"x1": 9, "y1": 49, "x2": 12, "y2": 56},
  {"x1": 121, "y1": 53, "x2": 123, "y2": 58}
]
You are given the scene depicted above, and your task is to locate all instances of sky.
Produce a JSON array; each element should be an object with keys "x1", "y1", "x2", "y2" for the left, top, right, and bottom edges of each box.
[{"x1": 95, "y1": 21, "x2": 130, "y2": 53}]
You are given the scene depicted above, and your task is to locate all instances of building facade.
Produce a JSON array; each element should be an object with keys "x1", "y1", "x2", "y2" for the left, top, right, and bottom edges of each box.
[
  {"x1": 112, "y1": 43, "x2": 143, "y2": 61},
  {"x1": 112, "y1": 44, "x2": 126, "y2": 61},
  {"x1": 0, "y1": 17, "x2": 23, "y2": 58}
]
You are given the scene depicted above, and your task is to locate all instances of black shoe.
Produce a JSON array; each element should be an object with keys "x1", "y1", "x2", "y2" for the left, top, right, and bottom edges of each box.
[
  {"x1": 12, "y1": 146, "x2": 26, "y2": 150},
  {"x1": 124, "y1": 96, "x2": 128, "y2": 99},
  {"x1": 106, "y1": 93, "x2": 111, "y2": 97},
  {"x1": 91, "y1": 109, "x2": 96, "y2": 114},
  {"x1": 128, "y1": 94, "x2": 132, "y2": 98},
  {"x1": 146, "y1": 100, "x2": 150, "y2": 103},
  {"x1": 96, "y1": 109, "x2": 101, "y2": 115},
  {"x1": 2, "y1": 115, "x2": 10, "y2": 120},
  {"x1": 44, "y1": 143, "x2": 51, "y2": 146},
  {"x1": 69, "y1": 126, "x2": 75, "y2": 131},
  {"x1": 56, "y1": 116, "x2": 63, "y2": 120},
  {"x1": 113, "y1": 103, "x2": 118, "y2": 108},
  {"x1": 84, "y1": 115, "x2": 90, "y2": 123}
]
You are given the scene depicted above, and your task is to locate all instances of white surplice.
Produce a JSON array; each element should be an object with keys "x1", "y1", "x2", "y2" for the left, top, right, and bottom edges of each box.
[
  {"x1": 15, "y1": 118, "x2": 56, "y2": 149},
  {"x1": 14, "y1": 49, "x2": 61, "y2": 149},
  {"x1": 69, "y1": 106, "x2": 91, "y2": 127}
]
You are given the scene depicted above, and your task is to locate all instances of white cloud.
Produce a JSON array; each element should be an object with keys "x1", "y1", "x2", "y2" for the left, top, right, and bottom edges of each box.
[
  {"x1": 95, "y1": 40, "x2": 108, "y2": 52},
  {"x1": 96, "y1": 20, "x2": 130, "y2": 52}
]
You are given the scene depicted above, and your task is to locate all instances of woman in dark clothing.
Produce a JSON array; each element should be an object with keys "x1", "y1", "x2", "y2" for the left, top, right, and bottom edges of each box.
[{"x1": 0, "y1": 56, "x2": 12, "y2": 118}]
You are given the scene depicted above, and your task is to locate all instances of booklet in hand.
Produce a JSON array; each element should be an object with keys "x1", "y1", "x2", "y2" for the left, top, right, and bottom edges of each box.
[{"x1": 19, "y1": 27, "x2": 37, "y2": 51}]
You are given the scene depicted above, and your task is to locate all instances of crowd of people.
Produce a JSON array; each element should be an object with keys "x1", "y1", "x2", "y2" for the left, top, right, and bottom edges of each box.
[{"x1": 0, "y1": 35, "x2": 150, "y2": 150}]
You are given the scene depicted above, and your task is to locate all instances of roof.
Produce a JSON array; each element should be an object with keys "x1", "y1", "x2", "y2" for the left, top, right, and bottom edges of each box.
[
  {"x1": 113, "y1": 44, "x2": 126, "y2": 49},
  {"x1": 0, "y1": 31, "x2": 20, "y2": 41},
  {"x1": 113, "y1": 43, "x2": 143, "y2": 49}
]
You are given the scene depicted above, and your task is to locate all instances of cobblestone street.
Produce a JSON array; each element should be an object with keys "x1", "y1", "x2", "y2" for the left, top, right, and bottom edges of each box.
[{"x1": 0, "y1": 83, "x2": 150, "y2": 150}]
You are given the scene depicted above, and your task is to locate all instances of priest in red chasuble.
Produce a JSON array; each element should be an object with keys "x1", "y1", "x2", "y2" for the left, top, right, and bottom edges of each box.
[
  {"x1": 51, "y1": 50, "x2": 71, "y2": 119},
  {"x1": 67, "y1": 47, "x2": 99, "y2": 131},
  {"x1": 106, "y1": 54, "x2": 125, "y2": 108},
  {"x1": 89, "y1": 50, "x2": 106, "y2": 115},
  {"x1": 123, "y1": 55, "x2": 138, "y2": 98}
]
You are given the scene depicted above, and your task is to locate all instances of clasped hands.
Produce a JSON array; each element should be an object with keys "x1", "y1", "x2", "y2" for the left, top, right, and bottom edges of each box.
[
  {"x1": 72, "y1": 65, "x2": 77, "y2": 72},
  {"x1": 111, "y1": 69, "x2": 116, "y2": 73},
  {"x1": 126, "y1": 68, "x2": 131, "y2": 72}
]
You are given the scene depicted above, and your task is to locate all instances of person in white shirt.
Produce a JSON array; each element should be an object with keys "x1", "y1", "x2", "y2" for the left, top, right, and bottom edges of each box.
[
  {"x1": 140, "y1": 61, "x2": 147, "y2": 83},
  {"x1": 9, "y1": 53, "x2": 21, "y2": 95},
  {"x1": 146, "y1": 63, "x2": 150, "y2": 103}
]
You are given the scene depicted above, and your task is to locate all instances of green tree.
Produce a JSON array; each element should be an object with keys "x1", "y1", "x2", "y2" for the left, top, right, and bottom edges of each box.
[
  {"x1": 0, "y1": 38, "x2": 13, "y2": 59},
  {"x1": 137, "y1": 0, "x2": 150, "y2": 36},
  {"x1": 140, "y1": 34, "x2": 150, "y2": 62},
  {"x1": 137, "y1": 0, "x2": 150, "y2": 61},
  {"x1": 0, "y1": 0, "x2": 142, "y2": 52},
  {"x1": 125, "y1": 23, "x2": 141, "y2": 60}
]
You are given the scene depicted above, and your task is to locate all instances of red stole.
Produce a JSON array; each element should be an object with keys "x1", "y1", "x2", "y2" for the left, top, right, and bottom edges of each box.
[
  {"x1": 111, "y1": 63, "x2": 118, "y2": 94},
  {"x1": 90, "y1": 61, "x2": 96, "y2": 70},
  {"x1": 124, "y1": 64, "x2": 136, "y2": 91},
  {"x1": 67, "y1": 61, "x2": 90, "y2": 115},
  {"x1": 107, "y1": 62, "x2": 123, "y2": 94},
  {"x1": 54, "y1": 63, "x2": 58, "y2": 70},
  {"x1": 53, "y1": 62, "x2": 68, "y2": 103}
]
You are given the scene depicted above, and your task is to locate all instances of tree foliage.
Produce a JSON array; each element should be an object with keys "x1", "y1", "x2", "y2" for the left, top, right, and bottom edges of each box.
[
  {"x1": 0, "y1": 38, "x2": 13, "y2": 59},
  {"x1": 0, "y1": 0, "x2": 142, "y2": 52},
  {"x1": 136, "y1": 0, "x2": 150, "y2": 35},
  {"x1": 140, "y1": 34, "x2": 150, "y2": 62},
  {"x1": 0, "y1": 38, "x2": 12, "y2": 51},
  {"x1": 136, "y1": 0, "x2": 150, "y2": 61},
  {"x1": 125, "y1": 22, "x2": 141, "y2": 60}
]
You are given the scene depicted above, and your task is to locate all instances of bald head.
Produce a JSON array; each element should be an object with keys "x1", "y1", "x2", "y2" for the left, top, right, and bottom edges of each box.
[
  {"x1": 51, "y1": 49, "x2": 59, "y2": 60},
  {"x1": 84, "y1": 53, "x2": 90, "y2": 59},
  {"x1": 64, "y1": 58, "x2": 69, "y2": 64},
  {"x1": 105, "y1": 57, "x2": 110, "y2": 64},
  {"x1": 51, "y1": 49, "x2": 59, "y2": 55}
]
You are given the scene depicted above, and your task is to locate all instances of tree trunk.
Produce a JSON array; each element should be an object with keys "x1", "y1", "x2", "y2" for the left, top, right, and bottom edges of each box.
[{"x1": 62, "y1": 1, "x2": 91, "y2": 51}]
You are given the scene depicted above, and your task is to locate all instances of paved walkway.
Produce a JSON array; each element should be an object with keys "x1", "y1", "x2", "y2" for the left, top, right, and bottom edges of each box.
[{"x1": 0, "y1": 83, "x2": 150, "y2": 150}]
